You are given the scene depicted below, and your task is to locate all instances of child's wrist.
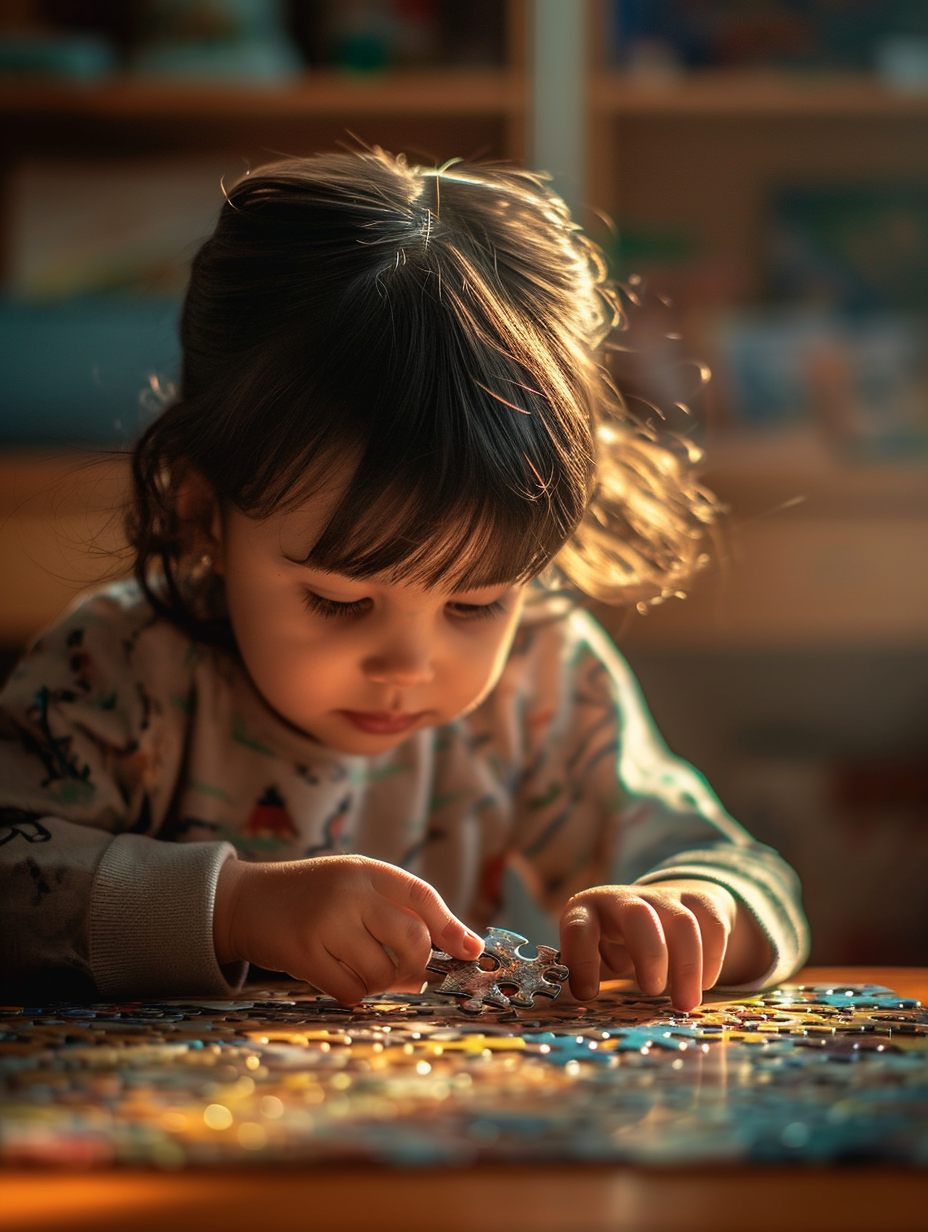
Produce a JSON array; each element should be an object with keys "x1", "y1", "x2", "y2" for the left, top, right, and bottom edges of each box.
[{"x1": 213, "y1": 856, "x2": 247, "y2": 966}]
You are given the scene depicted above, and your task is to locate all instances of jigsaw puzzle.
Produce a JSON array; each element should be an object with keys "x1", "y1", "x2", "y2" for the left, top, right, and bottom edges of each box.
[
  {"x1": 426, "y1": 927, "x2": 569, "y2": 1013},
  {"x1": 0, "y1": 974, "x2": 926, "y2": 1168}
]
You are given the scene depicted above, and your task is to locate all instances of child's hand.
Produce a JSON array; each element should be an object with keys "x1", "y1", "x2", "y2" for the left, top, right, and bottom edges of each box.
[
  {"x1": 560, "y1": 879, "x2": 767, "y2": 1012},
  {"x1": 214, "y1": 854, "x2": 484, "y2": 1005}
]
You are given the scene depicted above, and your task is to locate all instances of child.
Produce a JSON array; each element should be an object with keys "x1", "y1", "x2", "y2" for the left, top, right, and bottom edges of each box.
[{"x1": 0, "y1": 150, "x2": 808, "y2": 1010}]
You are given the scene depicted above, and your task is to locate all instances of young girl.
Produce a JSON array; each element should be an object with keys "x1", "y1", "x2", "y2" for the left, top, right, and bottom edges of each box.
[{"x1": 0, "y1": 149, "x2": 808, "y2": 1010}]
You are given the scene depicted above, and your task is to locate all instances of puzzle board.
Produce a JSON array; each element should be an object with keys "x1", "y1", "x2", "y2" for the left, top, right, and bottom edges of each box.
[{"x1": 1, "y1": 982, "x2": 926, "y2": 1168}]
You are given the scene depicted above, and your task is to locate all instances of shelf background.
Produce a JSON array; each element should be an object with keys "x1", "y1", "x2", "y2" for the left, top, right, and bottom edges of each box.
[
  {"x1": 0, "y1": 0, "x2": 926, "y2": 965},
  {"x1": 0, "y1": 70, "x2": 527, "y2": 181}
]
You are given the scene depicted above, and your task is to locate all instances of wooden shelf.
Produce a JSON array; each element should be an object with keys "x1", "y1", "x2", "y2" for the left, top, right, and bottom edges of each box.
[
  {"x1": 8, "y1": 68, "x2": 925, "y2": 128},
  {"x1": 0, "y1": 67, "x2": 528, "y2": 174},
  {"x1": 0, "y1": 451, "x2": 131, "y2": 646},
  {"x1": 598, "y1": 436, "x2": 928, "y2": 651},
  {"x1": 592, "y1": 69, "x2": 928, "y2": 118},
  {"x1": 0, "y1": 69, "x2": 525, "y2": 121},
  {"x1": 698, "y1": 434, "x2": 928, "y2": 519}
]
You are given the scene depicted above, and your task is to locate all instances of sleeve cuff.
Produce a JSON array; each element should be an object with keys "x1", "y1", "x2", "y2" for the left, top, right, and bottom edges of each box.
[{"x1": 90, "y1": 835, "x2": 248, "y2": 999}]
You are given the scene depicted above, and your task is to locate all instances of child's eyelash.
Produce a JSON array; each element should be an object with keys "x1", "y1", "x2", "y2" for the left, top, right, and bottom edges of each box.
[
  {"x1": 447, "y1": 600, "x2": 506, "y2": 621},
  {"x1": 302, "y1": 591, "x2": 370, "y2": 618},
  {"x1": 301, "y1": 592, "x2": 506, "y2": 621}
]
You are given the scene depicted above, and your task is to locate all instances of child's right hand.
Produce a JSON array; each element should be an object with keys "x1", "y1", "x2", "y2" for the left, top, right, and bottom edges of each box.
[{"x1": 213, "y1": 854, "x2": 484, "y2": 1004}]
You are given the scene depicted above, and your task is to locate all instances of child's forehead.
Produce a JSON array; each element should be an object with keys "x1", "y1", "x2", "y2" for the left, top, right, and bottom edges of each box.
[
  {"x1": 269, "y1": 490, "x2": 340, "y2": 555},
  {"x1": 228, "y1": 478, "x2": 340, "y2": 553}
]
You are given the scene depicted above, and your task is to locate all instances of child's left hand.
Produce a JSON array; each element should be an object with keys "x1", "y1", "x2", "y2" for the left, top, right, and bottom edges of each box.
[{"x1": 559, "y1": 879, "x2": 770, "y2": 1011}]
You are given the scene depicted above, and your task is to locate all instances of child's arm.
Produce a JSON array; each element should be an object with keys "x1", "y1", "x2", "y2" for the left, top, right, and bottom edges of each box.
[
  {"x1": 0, "y1": 590, "x2": 240, "y2": 999},
  {"x1": 213, "y1": 854, "x2": 483, "y2": 1004},
  {"x1": 0, "y1": 808, "x2": 239, "y2": 998},
  {"x1": 506, "y1": 610, "x2": 809, "y2": 1009}
]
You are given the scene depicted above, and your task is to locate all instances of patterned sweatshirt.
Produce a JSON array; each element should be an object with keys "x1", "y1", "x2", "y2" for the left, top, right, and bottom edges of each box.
[{"x1": 0, "y1": 581, "x2": 809, "y2": 999}]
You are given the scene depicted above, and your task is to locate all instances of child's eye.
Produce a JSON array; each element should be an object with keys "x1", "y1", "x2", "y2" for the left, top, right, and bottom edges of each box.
[
  {"x1": 302, "y1": 590, "x2": 371, "y2": 619},
  {"x1": 446, "y1": 600, "x2": 506, "y2": 622}
]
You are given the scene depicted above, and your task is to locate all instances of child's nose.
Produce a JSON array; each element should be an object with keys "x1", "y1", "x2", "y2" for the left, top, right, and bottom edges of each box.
[{"x1": 361, "y1": 636, "x2": 435, "y2": 686}]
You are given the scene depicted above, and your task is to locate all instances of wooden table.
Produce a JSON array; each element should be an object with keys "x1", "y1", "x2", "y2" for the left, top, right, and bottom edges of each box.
[{"x1": 4, "y1": 967, "x2": 927, "y2": 1232}]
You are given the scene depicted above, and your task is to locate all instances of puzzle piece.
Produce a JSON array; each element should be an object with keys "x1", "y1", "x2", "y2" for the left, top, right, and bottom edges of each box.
[{"x1": 427, "y1": 927, "x2": 569, "y2": 1014}]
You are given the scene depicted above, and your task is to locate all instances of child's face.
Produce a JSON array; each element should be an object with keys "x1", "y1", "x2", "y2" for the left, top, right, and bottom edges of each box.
[{"x1": 214, "y1": 497, "x2": 526, "y2": 755}]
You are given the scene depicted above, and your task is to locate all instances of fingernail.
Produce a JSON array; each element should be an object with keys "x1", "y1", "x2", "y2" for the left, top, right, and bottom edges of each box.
[{"x1": 464, "y1": 930, "x2": 484, "y2": 954}]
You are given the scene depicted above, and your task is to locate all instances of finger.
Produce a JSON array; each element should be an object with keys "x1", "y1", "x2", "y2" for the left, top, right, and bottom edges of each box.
[
  {"x1": 368, "y1": 862, "x2": 483, "y2": 959},
  {"x1": 661, "y1": 906, "x2": 704, "y2": 1011},
  {"x1": 681, "y1": 893, "x2": 729, "y2": 990},
  {"x1": 618, "y1": 899, "x2": 669, "y2": 997},
  {"x1": 365, "y1": 906, "x2": 433, "y2": 990},
  {"x1": 597, "y1": 937, "x2": 635, "y2": 981},
  {"x1": 315, "y1": 932, "x2": 400, "y2": 1003},
  {"x1": 306, "y1": 952, "x2": 370, "y2": 1006},
  {"x1": 560, "y1": 900, "x2": 602, "y2": 1001},
  {"x1": 379, "y1": 946, "x2": 429, "y2": 995}
]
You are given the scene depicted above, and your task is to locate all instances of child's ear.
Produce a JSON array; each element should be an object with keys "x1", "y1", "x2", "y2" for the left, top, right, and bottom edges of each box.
[{"x1": 174, "y1": 466, "x2": 225, "y2": 576}]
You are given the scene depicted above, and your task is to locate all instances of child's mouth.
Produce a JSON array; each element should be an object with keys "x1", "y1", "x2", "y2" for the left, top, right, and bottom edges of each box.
[{"x1": 338, "y1": 710, "x2": 424, "y2": 735}]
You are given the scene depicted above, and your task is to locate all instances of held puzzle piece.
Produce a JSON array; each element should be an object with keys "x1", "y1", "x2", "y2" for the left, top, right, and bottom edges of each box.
[{"x1": 426, "y1": 927, "x2": 570, "y2": 1014}]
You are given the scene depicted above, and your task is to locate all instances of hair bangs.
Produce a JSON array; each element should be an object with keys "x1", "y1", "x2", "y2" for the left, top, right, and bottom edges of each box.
[
  {"x1": 292, "y1": 433, "x2": 582, "y2": 592},
  {"x1": 219, "y1": 245, "x2": 595, "y2": 589},
  {"x1": 239, "y1": 484, "x2": 584, "y2": 593}
]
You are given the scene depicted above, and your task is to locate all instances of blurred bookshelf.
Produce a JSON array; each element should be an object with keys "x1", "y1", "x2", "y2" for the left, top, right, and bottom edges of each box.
[
  {"x1": 0, "y1": 69, "x2": 522, "y2": 121},
  {"x1": 0, "y1": 1, "x2": 926, "y2": 965},
  {"x1": 1, "y1": 0, "x2": 928, "y2": 656},
  {"x1": 582, "y1": 2, "x2": 928, "y2": 663},
  {"x1": 0, "y1": 0, "x2": 529, "y2": 655},
  {"x1": 0, "y1": 2, "x2": 528, "y2": 172},
  {"x1": 592, "y1": 69, "x2": 928, "y2": 117}
]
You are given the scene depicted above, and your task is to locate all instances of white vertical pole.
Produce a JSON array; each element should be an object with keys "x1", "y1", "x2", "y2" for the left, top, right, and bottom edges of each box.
[{"x1": 529, "y1": 0, "x2": 588, "y2": 217}]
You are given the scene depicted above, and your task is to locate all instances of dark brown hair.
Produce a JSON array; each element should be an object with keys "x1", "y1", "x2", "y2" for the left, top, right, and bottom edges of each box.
[{"x1": 128, "y1": 148, "x2": 717, "y2": 640}]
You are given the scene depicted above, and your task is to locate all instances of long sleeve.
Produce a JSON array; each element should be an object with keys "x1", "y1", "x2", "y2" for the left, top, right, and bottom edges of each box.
[
  {"x1": 503, "y1": 610, "x2": 810, "y2": 990},
  {"x1": 0, "y1": 584, "x2": 243, "y2": 998}
]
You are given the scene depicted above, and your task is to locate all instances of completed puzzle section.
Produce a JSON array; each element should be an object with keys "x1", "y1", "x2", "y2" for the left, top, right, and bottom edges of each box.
[{"x1": 2, "y1": 976, "x2": 926, "y2": 1168}]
